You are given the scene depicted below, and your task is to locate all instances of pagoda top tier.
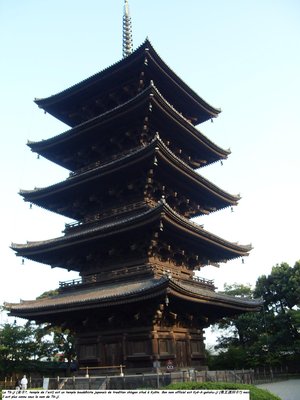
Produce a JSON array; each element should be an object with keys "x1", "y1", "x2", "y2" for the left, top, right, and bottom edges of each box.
[{"x1": 34, "y1": 39, "x2": 221, "y2": 127}]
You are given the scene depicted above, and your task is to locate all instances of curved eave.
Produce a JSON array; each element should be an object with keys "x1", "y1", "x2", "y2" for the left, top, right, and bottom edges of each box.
[
  {"x1": 20, "y1": 138, "x2": 239, "y2": 216},
  {"x1": 29, "y1": 84, "x2": 229, "y2": 169},
  {"x1": 151, "y1": 85, "x2": 228, "y2": 159},
  {"x1": 144, "y1": 40, "x2": 221, "y2": 121},
  {"x1": 11, "y1": 201, "x2": 252, "y2": 262},
  {"x1": 33, "y1": 41, "x2": 149, "y2": 125},
  {"x1": 168, "y1": 279, "x2": 262, "y2": 312},
  {"x1": 34, "y1": 39, "x2": 220, "y2": 126},
  {"x1": 30, "y1": 85, "x2": 153, "y2": 152},
  {"x1": 156, "y1": 138, "x2": 239, "y2": 205},
  {"x1": 4, "y1": 277, "x2": 169, "y2": 317},
  {"x1": 10, "y1": 205, "x2": 162, "y2": 255},
  {"x1": 162, "y1": 202, "x2": 252, "y2": 256}
]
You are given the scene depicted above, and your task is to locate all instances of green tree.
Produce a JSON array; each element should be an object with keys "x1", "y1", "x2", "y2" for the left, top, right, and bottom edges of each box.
[
  {"x1": 212, "y1": 261, "x2": 300, "y2": 370},
  {"x1": 212, "y1": 283, "x2": 265, "y2": 369},
  {"x1": 254, "y1": 261, "x2": 300, "y2": 357},
  {"x1": 0, "y1": 320, "x2": 76, "y2": 376},
  {"x1": 0, "y1": 321, "x2": 52, "y2": 375},
  {"x1": 1, "y1": 289, "x2": 77, "y2": 377},
  {"x1": 38, "y1": 324, "x2": 76, "y2": 375},
  {"x1": 255, "y1": 261, "x2": 300, "y2": 312}
]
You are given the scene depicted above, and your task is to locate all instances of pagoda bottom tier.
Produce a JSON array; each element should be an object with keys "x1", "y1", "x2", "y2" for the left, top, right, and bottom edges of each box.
[
  {"x1": 70, "y1": 279, "x2": 209, "y2": 371},
  {"x1": 5, "y1": 276, "x2": 261, "y2": 372}
]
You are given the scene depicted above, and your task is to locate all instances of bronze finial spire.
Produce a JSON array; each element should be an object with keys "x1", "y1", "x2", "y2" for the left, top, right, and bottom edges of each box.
[{"x1": 123, "y1": 0, "x2": 133, "y2": 58}]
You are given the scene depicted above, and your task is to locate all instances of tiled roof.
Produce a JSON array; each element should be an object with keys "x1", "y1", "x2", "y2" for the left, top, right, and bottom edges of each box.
[{"x1": 5, "y1": 276, "x2": 261, "y2": 317}]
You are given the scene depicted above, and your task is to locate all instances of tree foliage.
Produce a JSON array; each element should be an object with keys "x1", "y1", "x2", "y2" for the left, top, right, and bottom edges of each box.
[
  {"x1": 0, "y1": 321, "x2": 52, "y2": 375},
  {"x1": 41, "y1": 324, "x2": 76, "y2": 375},
  {"x1": 0, "y1": 289, "x2": 76, "y2": 377},
  {"x1": 255, "y1": 261, "x2": 300, "y2": 312},
  {"x1": 211, "y1": 261, "x2": 300, "y2": 370},
  {"x1": 0, "y1": 321, "x2": 76, "y2": 377}
]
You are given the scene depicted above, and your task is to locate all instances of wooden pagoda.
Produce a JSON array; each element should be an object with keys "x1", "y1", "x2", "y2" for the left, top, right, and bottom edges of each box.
[{"x1": 6, "y1": 38, "x2": 261, "y2": 372}]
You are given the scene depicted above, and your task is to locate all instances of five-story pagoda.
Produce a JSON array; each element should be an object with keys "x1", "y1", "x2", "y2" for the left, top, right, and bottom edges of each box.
[{"x1": 6, "y1": 2, "x2": 261, "y2": 372}]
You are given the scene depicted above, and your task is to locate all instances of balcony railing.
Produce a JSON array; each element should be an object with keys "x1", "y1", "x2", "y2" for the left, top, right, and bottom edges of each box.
[
  {"x1": 59, "y1": 265, "x2": 153, "y2": 290},
  {"x1": 191, "y1": 275, "x2": 215, "y2": 291},
  {"x1": 59, "y1": 265, "x2": 215, "y2": 292},
  {"x1": 64, "y1": 201, "x2": 147, "y2": 233}
]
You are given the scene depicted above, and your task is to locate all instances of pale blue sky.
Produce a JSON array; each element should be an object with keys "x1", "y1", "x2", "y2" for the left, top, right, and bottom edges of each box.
[{"x1": 1, "y1": 1, "x2": 300, "y2": 331}]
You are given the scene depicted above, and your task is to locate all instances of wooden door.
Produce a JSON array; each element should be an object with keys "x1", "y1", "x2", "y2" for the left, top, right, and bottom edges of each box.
[
  {"x1": 176, "y1": 340, "x2": 188, "y2": 367},
  {"x1": 103, "y1": 342, "x2": 122, "y2": 366}
]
